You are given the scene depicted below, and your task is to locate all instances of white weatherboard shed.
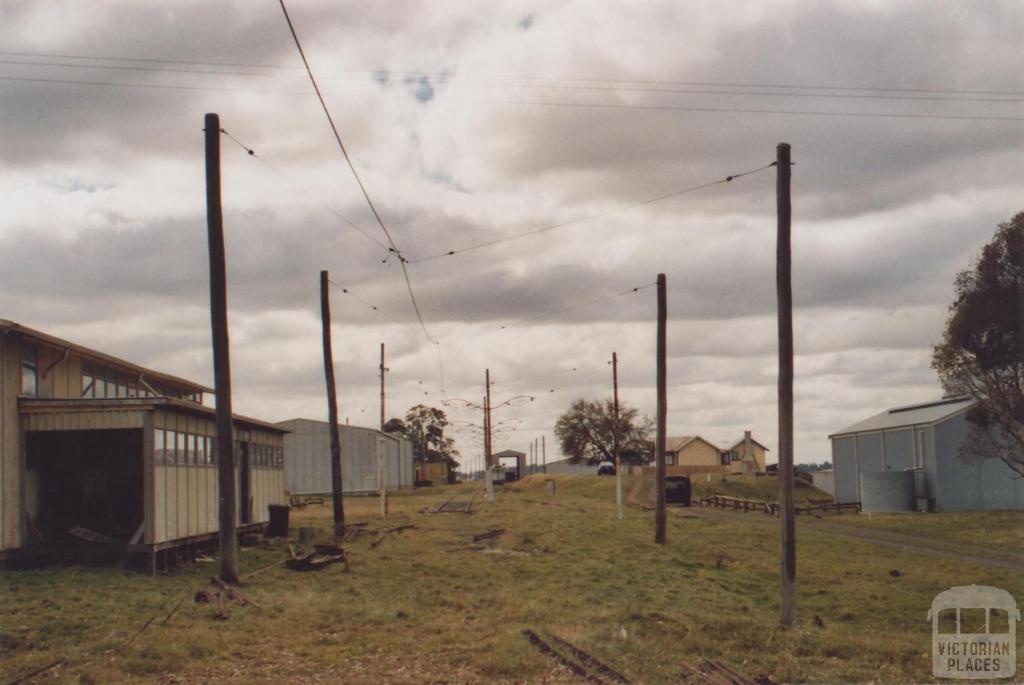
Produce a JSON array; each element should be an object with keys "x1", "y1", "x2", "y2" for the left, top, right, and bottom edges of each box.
[
  {"x1": 277, "y1": 419, "x2": 413, "y2": 495},
  {"x1": 829, "y1": 396, "x2": 1024, "y2": 511}
]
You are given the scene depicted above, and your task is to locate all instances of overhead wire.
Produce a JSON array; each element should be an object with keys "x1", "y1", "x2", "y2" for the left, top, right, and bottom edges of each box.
[
  {"x1": 5, "y1": 72, "x2": 1024, "y2": 124},
  {"x1": 219, "y1": 128, "x2": 390, "y2": 252},
  {"x1": 407, "y1": 162, "x2": 777, "y2": 263},
  {"x1": 277, "y1": 0, "x2": 437, "y2": 345},
  {"x1": 9, "y1": 57, "x2": 1024, "y2": 105},
  {"x1": 499, "y1": 283, "x2": 657, "y2": 329},
  {"x1": 6, "y1": 50, "x2": 1024, "y2": 98}
]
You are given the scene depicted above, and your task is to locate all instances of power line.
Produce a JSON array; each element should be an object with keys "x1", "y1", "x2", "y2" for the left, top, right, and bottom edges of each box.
[
  {"x1": 219, "y1": 128, "x2": 390, "y2": 252},
  {"x1": 407, "y1": 162, "x2": 777, "y2": 264},
  {"x1": 326, "y1": 278, "x2": 446, "y2": 399},
  {"x1": 8, "y1": 57, "x2": 1024, "y2": 105},
  {"x1": 277, "y1": 0, "x2": 436, "y2": 345},
  {"x1": 499, "y1": 283, "x2": 657, "y2": 329},
  {"x1": 6, "y1": 73, "x2": 1024, "y2": 125},
  {"x1": 326, "y1": 279, "x2": 420, "y2": 334},
  {"x1": 6, "y1": 50, "x2": 1024, "y2": 98}
]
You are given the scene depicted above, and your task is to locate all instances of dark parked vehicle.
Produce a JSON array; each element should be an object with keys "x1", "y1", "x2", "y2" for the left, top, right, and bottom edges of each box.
[
  {"x1": 666, "y1": 475, "x2": 692, "y2": 506},
  {"x1": 597, "y1": 461, "x2": 616, "y2": 476}
]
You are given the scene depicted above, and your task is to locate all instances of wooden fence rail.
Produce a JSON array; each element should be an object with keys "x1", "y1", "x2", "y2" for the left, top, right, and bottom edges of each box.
[{"x1": 697, "y1": 495, "x2": 860, "y2": 516}]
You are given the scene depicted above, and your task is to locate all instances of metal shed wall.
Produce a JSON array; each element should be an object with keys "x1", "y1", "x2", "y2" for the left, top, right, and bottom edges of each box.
[
  {"x1": 832, "y1": 408, "x2": 1024, "y2": 511},
  {"x1": 831, "y1": 436, "x2": 858, "y2": 503},
  {"x1": 932, "y1": 413, "x2": 1024, "y2": 511},
  {"x1": 279, "y1": 419, "x2": 413, "y2": 495}
]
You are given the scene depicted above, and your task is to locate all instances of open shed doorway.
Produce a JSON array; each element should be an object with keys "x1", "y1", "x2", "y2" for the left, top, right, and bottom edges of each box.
[
  {"x1": 26, "y1": 429, "x2": 144, "y2": 545},
  {"x1": 497, "y1": 455, "x2": 521, "y2": 482}
]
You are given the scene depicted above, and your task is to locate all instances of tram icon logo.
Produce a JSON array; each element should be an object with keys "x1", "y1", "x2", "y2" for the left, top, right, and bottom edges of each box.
[{"x1": 929, "y1": 586, "x2": 1020, "y2": 679}]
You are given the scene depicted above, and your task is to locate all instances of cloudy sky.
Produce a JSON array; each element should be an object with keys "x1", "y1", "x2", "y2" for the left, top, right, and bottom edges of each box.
[{"x1": 3, "y1": 1, "x2": 1023, "y2": 471}]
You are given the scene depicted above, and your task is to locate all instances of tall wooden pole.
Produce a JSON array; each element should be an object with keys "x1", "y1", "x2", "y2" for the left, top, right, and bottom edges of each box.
[
  {"x1": 205, "y1": 113, "x2": 239, "y2": 583},
  {"x1": 776, "y1": 142, "x2": 796, "y2": 627},
  {"x1": 320, "y1": 270, "x2": 345, "y2": 536},
  {"x1": 484, "y1": 393, "x2": 494, "y2": 501},
  {"x1": 612, "y1": 352, "x2": 623, "y2": 520},
  {"x1": 542, "y1": 435, "x2": 546, "y2": 473},
  {"x1": 379, "y1": 342, "x2": 386, "y2": 431},
  {"x1": 654, "y1": 273, "x2": 667, "y2": 545},
  {"x1": 485, "y1": 369, "x2": 493, "y2": 467}
]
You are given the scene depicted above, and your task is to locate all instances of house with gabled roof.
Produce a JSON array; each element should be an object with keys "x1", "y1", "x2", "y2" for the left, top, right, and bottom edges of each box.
[{"x1": 663, "y1": 431, "x2": 768, "y2": 475}]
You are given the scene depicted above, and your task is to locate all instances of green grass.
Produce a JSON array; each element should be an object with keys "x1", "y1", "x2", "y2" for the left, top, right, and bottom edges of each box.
[
  {"x1": 1, "y1": 475, "x2": 1021, "y2": 683},
  {"x1": 824, "y1": 508, "x2": 1024, "y2": 549}
]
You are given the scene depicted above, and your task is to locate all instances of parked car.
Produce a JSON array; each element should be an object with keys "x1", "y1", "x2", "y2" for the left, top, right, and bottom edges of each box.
[
  {"x1": 666, "y1": 475, "x2": 692, "y2": 506},
  {"x1": 597, "y1": 461, "x2": 616, "y2": 476}
]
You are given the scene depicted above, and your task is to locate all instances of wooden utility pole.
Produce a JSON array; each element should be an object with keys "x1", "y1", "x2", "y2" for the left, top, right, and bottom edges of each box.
[
  {"x1": 205, "y1": 113, "x2": 239, "y2": 583},
  {"x1": 485, "y1": 369, "x2": 493, "y2": 467},
  {"x1": 534, "y1": 438, "x2": 539, "y2": 475},
  {"x1": 379, "y1": 343, "x2": 387, "y2": 431},
  {"x1": 542, "y1": 435, "x2": 546, "y2": 473},
  {"x1": 320, "y1": 270, "x2": 345, "y2": 536},
  {"x1": 776, "y1": 142, "x2": 796, "y2": 627},
  {"x1": 612, "y1": 352, "x2": 623, "y2": 520},
  {"x1": 654, "y1": 273, "x2": 667, "y2": 545},
  {"x1": 483, "y1": 393, "x2": 494, "y2": 501}
]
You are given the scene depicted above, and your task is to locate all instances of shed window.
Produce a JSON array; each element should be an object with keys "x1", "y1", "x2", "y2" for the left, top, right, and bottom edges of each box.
[
  {"x1": 82, "y1": 362, "x2": 95, "y2": 398},
  {"x1": 155, "y1": 429, "x2": 167, "y2": 465},
  {"x1": 21, "y1": 344, "x2": 37, "y2": 396}
]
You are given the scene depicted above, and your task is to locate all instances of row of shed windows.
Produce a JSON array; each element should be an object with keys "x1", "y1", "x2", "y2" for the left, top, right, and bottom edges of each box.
[
  {"x1": 153, "y1": 428, "x2": 282, "y2": 468},
  {"x1": 82, "y1": 362, "x2": 202, "y2": 403}
]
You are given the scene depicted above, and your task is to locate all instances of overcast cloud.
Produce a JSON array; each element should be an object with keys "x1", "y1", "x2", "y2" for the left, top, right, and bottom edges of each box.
[{"x1": 2, "y1": 0, "x2": 1023, "y2": 470}]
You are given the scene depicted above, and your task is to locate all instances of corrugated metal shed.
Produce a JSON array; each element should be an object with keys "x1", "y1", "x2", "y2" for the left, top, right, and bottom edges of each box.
[
  {"x1": 829, "y1": 396, "x2": 1024, "y2": 511},
  {"x1": 278, "y1": 418, "x2": 414, "y2": 495},
  {"x1": 829, "y1": 396, "x2": 972, "y2": 437}
]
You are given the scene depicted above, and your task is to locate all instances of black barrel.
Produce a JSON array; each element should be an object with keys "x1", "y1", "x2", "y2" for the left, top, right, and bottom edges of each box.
[{"x1": 267, "y1": 504, "x2": 290, "y2": 537}]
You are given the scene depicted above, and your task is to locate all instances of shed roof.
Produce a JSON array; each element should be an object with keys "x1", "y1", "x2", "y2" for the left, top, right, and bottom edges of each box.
[
  {"x1": 0, "y1": 318, "x2": 213, "y2": 394},
  {"x1": 493, "y1": 449, "x2": 525, "y2": 458},
  {"x1": 20, "y1": 397, "x2": 288, "y2": 433},
  {"x1": 829, "y1": 396, "x2": 973, "y2": 438}
]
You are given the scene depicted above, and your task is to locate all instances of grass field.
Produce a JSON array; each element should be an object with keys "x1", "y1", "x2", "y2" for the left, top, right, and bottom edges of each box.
[{"x1": 1, "y1": 475, "x2": 1022, "y2": 684}]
